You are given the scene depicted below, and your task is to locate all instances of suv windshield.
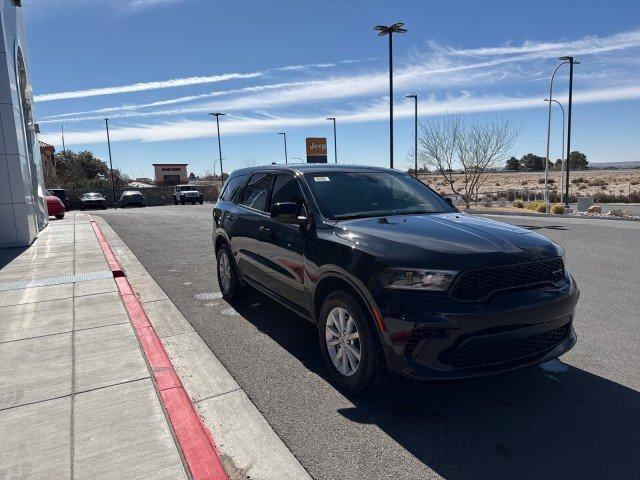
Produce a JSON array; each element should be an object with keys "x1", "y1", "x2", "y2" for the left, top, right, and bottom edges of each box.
[{"x1": 304, "y1": 171, "x2": 454, "y2": 219}]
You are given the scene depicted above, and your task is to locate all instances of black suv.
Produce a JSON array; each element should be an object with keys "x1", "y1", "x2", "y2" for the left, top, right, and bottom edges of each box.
[{"x1": 213, "y1": 165, "x2": 579, "y2": 393}]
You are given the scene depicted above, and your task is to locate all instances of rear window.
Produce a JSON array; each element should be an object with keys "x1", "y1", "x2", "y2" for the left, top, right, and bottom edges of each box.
[
  {"x1": 239, "y1": 173, "x2": 273, "y2": 212},
  {"x1": 220, "y1": 174, "x2": 247, "y2": 202}
]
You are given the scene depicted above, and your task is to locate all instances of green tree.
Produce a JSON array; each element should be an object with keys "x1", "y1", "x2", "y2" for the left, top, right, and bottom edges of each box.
[
  {"x1": 505, "y1": 156, "x2": 519, "y2": 171},
  {"x1": 519, "y1": 153, "x2": 546, "y2": 171},
  {"x1": 53, "y1": 150, "x2": 110, "y2": 188},
  {"x1": 568, "y1": 150, "x2": 588, "y2": 170}
]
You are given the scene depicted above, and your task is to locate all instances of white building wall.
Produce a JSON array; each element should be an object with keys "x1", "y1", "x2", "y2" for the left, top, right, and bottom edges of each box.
[{"x1": 0, "y1": 0, "x2": 47, "y2": 248}]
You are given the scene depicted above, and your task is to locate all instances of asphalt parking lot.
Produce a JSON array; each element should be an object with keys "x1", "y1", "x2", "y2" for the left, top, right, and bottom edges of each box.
[{"x1": 95, "y1": 205, "x2": 640, "y2": 480}]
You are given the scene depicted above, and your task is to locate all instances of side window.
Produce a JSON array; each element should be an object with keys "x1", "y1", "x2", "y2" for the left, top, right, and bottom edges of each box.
[
  {"x1": 239, "y1": 173, "x2": 273, "y2": 212},
  {"x1": 220, "y1": 175, "x2": 247, "y2": 203},
  {"x1": 270, "y1": 174, "x2": 306, "y2": 215}
]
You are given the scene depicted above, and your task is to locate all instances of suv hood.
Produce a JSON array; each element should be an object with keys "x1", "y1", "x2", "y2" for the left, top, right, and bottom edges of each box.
[
  {"x1": 182, "y1": 190, "x2": 200, "y2": 195},
  {"x1": 333, "y1": 212, "x2": 561, "y2": 270}
]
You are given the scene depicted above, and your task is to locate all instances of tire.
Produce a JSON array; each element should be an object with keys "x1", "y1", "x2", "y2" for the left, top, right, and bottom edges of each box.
[
  {"x1": 191, "y1": 201, "x2": 195, "y2": 205},
  {"x1": 216, "y1": 244, "x2": 245, "y2": 301},
  {"x1": 55, "y1": 214, "x2": 64, "y2": 219},
  {"x1": 80, "y1": 206, "x2": 85, "y2": 211},
  {"x1": 318, "y1": 291, "x2": 389, "y2": 393},
  {"x1": 199, "y1": 199, "x2": 203, "y2": 205},
  {"x1": 174, "y1": 198, "x2": 178, "y2": 205},
  {"x1": 180, "y1": 199, "x2": 185, "y2": 205}
]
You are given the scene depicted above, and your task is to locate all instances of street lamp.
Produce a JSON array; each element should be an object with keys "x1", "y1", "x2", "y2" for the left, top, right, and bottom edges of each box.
[
  {"x1": 559, "y1": 56, "x2": 579, "y2": 207},
  {"x1": 209, "y1": 112, "x2": 226, "y2": 185},
  {"x1": 405, "y1": 94, "x2": 418, "y2": 178},
  {"x1": 104, "y1": 118, "x2": 116, "y2": 207},
  {"x1": 326, "y1": 117, "x2": 337, "y2": 163},
  {"x1": 543, "y1": 60, "x2": 569, "y2": 211},
  {"x1": 278, "y1": 132, "x2": 288, "y2": 164},
  {"x1": 374, "y1": 22, "x2": 407, "y2": 169},
  {"x1": 544, "y1": 98, "x2": 566, "y2": 204}
]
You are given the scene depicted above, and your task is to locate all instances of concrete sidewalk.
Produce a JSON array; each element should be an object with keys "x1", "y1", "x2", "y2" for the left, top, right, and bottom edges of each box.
[{"x1": 0, "y1": 213, "x2": 189, "y2": 480}]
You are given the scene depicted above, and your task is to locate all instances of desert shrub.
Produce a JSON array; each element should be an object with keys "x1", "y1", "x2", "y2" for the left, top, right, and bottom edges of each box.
[
  {"x1": 526, "y1": 201, "x2": 545, "y2": 211},
  {"x1": 578, "y1": 184, "x2": 587, "y2": 190},
  {"x1": 520, "y1": 180, "x2": 528, "y2": 186},
  {"x1": 513, "y1": 199, "x2": 525, "y2": 208},
  {"x1": 548, "y1": 178, "x2": 555, "y2": 184},
  {"x1": 600, "y1": 185, "x2": 607, "y2": 190},
  {"x1": 588, "y1": 178, "x2": 607, "y2": 187},
  {"x1": 495, "y1": 182, "x2": 500, "y2": 186},
  {"x1": 550, "y1": 204, "x2": 565, "y2": 214},
  {"x1": 537, "y1": 178, "x2": 545, "y2": 184},
  {"x1": 631, "y1": 181, "x2": 639, "y2": 186}
]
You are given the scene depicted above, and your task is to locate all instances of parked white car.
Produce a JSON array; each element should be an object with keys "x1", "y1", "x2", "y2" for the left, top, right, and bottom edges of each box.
[{"x1": 173, "y1": 185, "x2": 203, "y2": 205}]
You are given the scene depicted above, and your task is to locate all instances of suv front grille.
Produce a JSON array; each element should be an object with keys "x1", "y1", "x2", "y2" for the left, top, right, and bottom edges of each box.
[
  {"x1": 451, "y1": 323, "x2": 570, "y2": 370},
  {"x1": 450, "y1": 257, "x2": 565, "y2": 301}
]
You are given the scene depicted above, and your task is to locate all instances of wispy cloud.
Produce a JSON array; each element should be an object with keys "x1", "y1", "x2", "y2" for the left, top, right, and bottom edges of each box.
[
  {"x1": 34, "y1": 72, "x2": 263, "y2": 102},
  {"x1": 34, "y1": 60, "x2": 366, "y2": 103},
  {"x1": 39, "y1": 84, "x2": 640, "y2": 147}
]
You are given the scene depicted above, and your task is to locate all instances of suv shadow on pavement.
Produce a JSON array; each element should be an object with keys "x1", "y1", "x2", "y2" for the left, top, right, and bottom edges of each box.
[{"x1": 228, "y1": 288, "x2": 640, "y2": 480}]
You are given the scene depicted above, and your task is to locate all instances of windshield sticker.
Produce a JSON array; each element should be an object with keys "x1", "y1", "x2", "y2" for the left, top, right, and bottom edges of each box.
[{"x1": 314, "y1": 176, "x2": 330, "y2": 182}]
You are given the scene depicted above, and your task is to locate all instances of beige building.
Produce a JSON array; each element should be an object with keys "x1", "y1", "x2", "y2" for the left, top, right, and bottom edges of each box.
[{"x1": 153, "y1": 163, "x2": 188, "y2": 185}]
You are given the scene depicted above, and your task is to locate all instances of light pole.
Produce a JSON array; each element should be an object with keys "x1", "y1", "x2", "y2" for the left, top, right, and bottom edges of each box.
[
  {"x1": 544, "y1": 98, "x2": 565, "y2": 204},
  {"x1": 278, "y1": 132, "x2": 288, "y2": 164},
  {"x1": 209, "y1": 112, "x2": 225, "y2": 185},
  {"x1": 405, "y1": 94, "x2": 418, "y2": 178},
  {"x1": 104, "y1": 118, "x2": 116, "y2": 207},
  {"x1": 543, "y1": 60, "x2": 570, "y2": 211},
  {"x1": 560, "y1": 56, "x2": 578, "y2": 207},
  {"x1": 374, "y1": 22, "x2": 407, "y2": 169},
  {"x1": 326, "y1": 117, "x2": 337, "y2": 163}
]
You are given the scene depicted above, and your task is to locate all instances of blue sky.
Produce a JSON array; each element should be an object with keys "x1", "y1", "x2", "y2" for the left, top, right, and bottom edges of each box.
[{"x1": 25, "y1": 0, "x2": 640, "y2": 178}]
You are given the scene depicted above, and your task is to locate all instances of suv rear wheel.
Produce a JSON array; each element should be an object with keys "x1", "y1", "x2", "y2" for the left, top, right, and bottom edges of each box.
[
  {"x1": 318, "y1": 291, "x2": 389, "y2": 393},
  {"x1": 217, "y1": 244, "x2": 245, "y2": 300}
]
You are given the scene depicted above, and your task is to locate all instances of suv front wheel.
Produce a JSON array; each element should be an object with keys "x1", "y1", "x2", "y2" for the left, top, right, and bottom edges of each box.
[{"x1": 318, "y1": 291, "x2": 389, "y2": 393}]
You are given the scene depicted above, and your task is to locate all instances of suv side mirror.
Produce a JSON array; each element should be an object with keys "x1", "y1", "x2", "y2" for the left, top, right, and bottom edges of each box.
[{"x1": 271, "y1": 202, "x2": 307, "y2": 225}]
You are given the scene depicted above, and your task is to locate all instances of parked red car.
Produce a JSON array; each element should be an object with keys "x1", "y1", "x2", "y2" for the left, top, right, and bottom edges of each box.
[{"x1": 46, "y1": 194, "x2": 65, "y2": 219}]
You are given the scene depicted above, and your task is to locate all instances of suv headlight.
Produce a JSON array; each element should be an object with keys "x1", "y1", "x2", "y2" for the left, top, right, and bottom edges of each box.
[{"x1": 381, "y1": 268, "x2": 458, "y2": 291}]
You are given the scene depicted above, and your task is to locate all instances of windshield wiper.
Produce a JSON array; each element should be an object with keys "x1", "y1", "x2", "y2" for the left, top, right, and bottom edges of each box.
[{"x1": 333, "y1": 212, "x2": 387, "y2": 220}]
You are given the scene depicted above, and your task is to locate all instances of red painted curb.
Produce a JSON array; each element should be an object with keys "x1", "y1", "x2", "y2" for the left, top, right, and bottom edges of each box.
[{"x1": 89, "y1": 215, "x2": 229, "y2": 480}]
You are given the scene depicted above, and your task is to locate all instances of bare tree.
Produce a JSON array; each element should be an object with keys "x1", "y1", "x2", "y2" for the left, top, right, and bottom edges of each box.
[{"x1": 418, "y1": 115, "x2": 521, "y2": 207}]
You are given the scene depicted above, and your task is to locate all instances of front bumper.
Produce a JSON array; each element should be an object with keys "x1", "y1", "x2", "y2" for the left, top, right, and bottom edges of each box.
[{"x1": 375, "y1": 277, "x2": 579, "y2": 380}]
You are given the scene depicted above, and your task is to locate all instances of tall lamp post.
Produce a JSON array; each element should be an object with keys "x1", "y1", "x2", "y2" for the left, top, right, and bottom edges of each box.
[
  {"x1": 543, "y1": 60, "x2": 569, "y2": 212},
  {"x1": 277, "y1": 132, "x2": 288, "y2": 164},
  {"x1": 544, "y1": 98, "x2": 565, "y2": 204},
  {"x1": 374, "y1": 22, "x2": 407, "y2": 169},
  {"x1": 405, "y1": 94, "x2": 418, "y2": 178},
  {"x1": 209, "y1": 112, "x2": 226, "y2": 185},
  {"x1": 326, "y1": 117, "x2": 337, "y2": 163},
  {"x1": 559, "y1": 56, "x2": 578, "y2": 207},
  {"x1": 104, "y1": 118, "x2": 116, "y2": 207}
]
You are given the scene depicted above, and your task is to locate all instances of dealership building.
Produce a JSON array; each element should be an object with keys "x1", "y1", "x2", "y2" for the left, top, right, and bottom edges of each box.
[
  {"x1": 0, "y1": 1, "x2": 47, "y2": 248},
  {"x1": 153, "y1": 163, "x2": 188, "y2": 185}
]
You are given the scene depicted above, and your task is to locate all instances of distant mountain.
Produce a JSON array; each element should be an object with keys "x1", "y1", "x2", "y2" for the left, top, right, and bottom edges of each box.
[{"x1": 590, "y1": 161, "x2": 640, "y2": 169}]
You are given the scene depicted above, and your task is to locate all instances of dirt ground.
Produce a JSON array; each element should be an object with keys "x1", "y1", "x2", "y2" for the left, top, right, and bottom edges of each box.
[{"x1": 419, "y1": 169, "x2": 640, "y2": 199}]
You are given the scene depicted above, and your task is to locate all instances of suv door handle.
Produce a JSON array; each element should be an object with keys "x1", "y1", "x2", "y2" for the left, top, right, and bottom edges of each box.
[
  {"x1": 258, "y1": 225, "x2": 270, "y2": 233},
  {"x1": 227, "y1": 214, "x2": 236, "y2": 221}
]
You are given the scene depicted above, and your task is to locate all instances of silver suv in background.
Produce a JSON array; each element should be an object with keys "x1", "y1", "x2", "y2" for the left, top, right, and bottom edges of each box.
[{"x1": 173, "y1": 185, "x2": 203, "y2": 205}]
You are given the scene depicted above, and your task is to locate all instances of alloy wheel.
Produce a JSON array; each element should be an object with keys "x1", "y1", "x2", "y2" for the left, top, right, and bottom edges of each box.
[
  {"x1": 325, "y1": 306, "x2": 361, "y2": 376},
  {"x1": 218, "y1": 251, "x2": 232, "y2": 293}
]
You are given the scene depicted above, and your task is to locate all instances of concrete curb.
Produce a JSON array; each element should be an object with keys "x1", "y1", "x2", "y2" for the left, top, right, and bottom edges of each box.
[
  {"x1": 88, "y1": 215, "x2": 229, "y2": 480},
  {"x1": 91, "y1": 214, "x2": 313, "y2": 480}
]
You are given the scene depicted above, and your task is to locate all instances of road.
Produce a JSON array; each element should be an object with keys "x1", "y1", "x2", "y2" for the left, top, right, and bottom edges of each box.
[{"x1": 95, "y1": 205, "x2": 640, "y2": 480}]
